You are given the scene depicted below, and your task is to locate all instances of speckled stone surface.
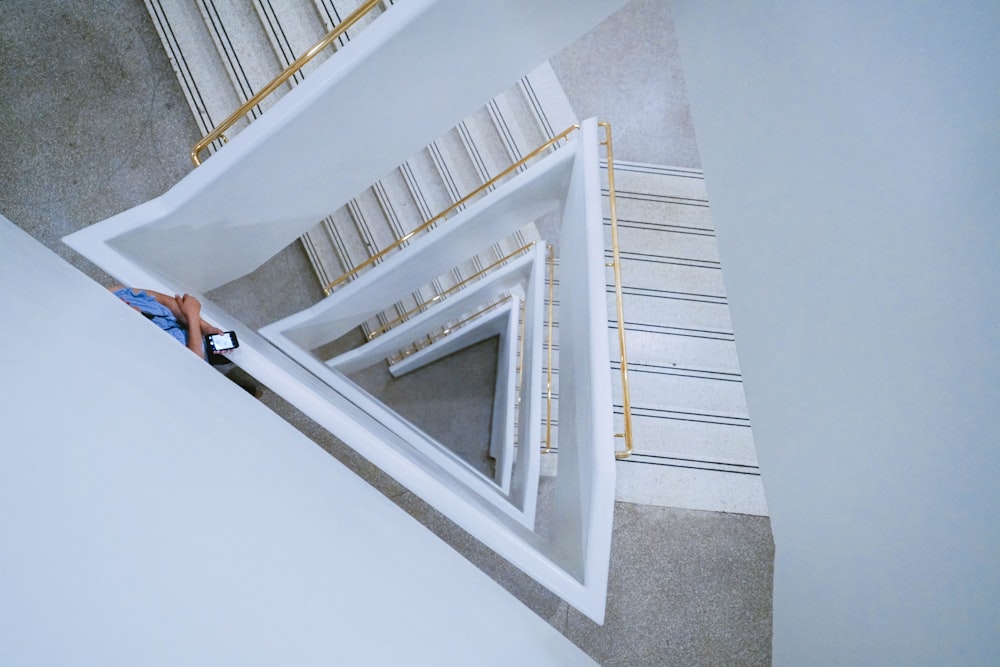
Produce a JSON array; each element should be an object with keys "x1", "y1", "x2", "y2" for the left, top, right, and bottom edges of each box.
[
  {"x1": 349, "y1": 336, "x2": 500, "y2": 476},
  {"x1": 0, "y1": 0, "x2": 200, "y2": 283},
  {"x1": 558, "y1": 503, "x2": 773, "y2": 666},
  {"x1": 390, "y1": 491, "x2": 774, "y2": 666},
  {"x1": 551, "y1": 0, "x2": 701, "y2": 169}
]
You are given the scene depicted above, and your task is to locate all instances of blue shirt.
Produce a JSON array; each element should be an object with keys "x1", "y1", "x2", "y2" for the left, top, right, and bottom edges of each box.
[{"x1": 113, "y1": 287, "x2": 188, "y2": 347}]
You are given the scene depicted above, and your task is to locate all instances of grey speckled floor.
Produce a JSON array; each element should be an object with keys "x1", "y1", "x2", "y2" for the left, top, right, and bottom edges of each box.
[
  {"x1": 551, "y1": 0, "x2": 701, "y2": 169},
  {"x1": 0, "y1": 1, "x2": 773, "y2": 664},
  {"x1": 0, "y1": 0, "x2": 200, "y2": 284},
  {"x1": 349, "y1": 336, "x2": 500, "y2": 477}
]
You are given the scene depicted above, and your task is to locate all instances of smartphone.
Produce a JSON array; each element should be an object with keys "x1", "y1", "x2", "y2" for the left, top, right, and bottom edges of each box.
[{"x1": 205, "y1": 331, "x2": 239, "y2": 354}]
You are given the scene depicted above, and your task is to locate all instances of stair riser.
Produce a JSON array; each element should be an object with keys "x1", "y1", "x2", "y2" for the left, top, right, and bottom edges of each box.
[
  {"x1": 539, "y1": 418, "x2": 758, "y2": 468},
  {"x1": 606, "y1": 196, "x2": 715, "y2": 235},
  {"x1": 196, "y1": 0, "x2": 287, "y2": 117},
  {"x1": 547, "y1": 369, "x2": 749, "y2": 423}
]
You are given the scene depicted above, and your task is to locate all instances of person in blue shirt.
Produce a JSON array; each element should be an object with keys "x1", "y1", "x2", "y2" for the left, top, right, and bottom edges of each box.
[
  {"x1": 109, "y1": 285, "x2": 262, "y2": 397},
  {"x1": 110, "y1": 285, "x2": 221, "y2": 360}
]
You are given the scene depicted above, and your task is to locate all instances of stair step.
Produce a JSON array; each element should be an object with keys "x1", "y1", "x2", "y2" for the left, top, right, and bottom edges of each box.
[
  {"x1": 605, "y1": 220, "x2": 721, "y2": 265},
  {"x1": 618, "y1": 367, "x2": 748, "y2": 421},
  {"x1": 538, "y1": 417, "x2": 759, "y2": 471},
  {"x1": 301, "y1": 215, "x2": 346, "y2": 288},
  {"x1": 144, "y1": 0, "x2": 248, "y2": 150},
  {"x1": 489, "y1": 89, "x2": 547, "y2": 164},
  {"x1": 613, "y1": 453, "x2": 767, "y2": 516},
  {"x1": 613, "y1": 326, "x2": 742, "y2": 374},
  {"x1": 196, "y1": 0, "x2": 288, "y2": 117},
  {"x1": 612, "y1": 199, "x2": 714, "y2": 238},
  {"x1": 543, "y1": 319, "x2": 738, "y2": 373},
  {"x1": 616, "y1": 254, "x2": 726, "y2": 299},
  {"x1": 605, "y1": 162, "x2": 709, "y2": 201},
  {"x1": 374, "y1": 170, "x2": 424, "y2": 238},
  {"x1": 431, "y1": 128, "x2": 484, "y2": 204},
  {"x1": 621, "y1": 410, "x2": 758, "y2": 464},
  {"x1": 461, "y1": 107, "x2": 518, "y2": 182},
  {"x1": 540, "y1": 402, "x2": 765, "y2": 515},
  {"x1": 254, "y1": 0, "x2": 329, "y2": 81},
  {"x1": 521, "y1": 62, "x2": 578, "y2": 137},
  {"x1": 350, "y1": 188, "x2": 399, "y2": 257}
]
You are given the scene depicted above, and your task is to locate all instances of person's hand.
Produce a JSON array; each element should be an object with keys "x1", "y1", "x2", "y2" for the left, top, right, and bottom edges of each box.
[{"x1": 176, "y1": 294, "x2": 202, "y2": 323}]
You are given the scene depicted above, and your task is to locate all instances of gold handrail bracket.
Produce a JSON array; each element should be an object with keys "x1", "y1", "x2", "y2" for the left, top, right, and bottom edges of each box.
[
  {"x1": 599, "y1": 121, "x2": 635, "y2": 460},
  {"x1": 191, "y1": 0, "x2": 382, "y2": 166}
]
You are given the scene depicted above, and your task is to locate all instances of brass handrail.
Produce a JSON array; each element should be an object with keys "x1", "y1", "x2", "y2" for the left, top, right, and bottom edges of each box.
[
  {"x1": 543, "y1": 244, "x2": 556, "y2": 454},
  {"x1": 599, "y1": 121, "x2": 634, "y2": 460},
  {"x1": 190, "y1": 0, "x2": 383, "y2": 166},
  {"x1": 388, "y1": 295, "x2": 514, "y2": 365},
  {"x1": 322, "y1": 123, "x2": 581, "y2": 295},
  {"x1": 366, "y1": 242, "x2": 535, "y2": 340}
]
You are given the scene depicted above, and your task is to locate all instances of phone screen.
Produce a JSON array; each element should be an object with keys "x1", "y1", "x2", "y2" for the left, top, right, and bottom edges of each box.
[{"x1": 207, "y1": 331, "x2": 238, "y2": 352}]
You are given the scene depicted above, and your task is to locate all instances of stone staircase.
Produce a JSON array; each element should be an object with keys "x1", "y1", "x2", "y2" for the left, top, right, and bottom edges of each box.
[
  {"x1": 143, "y1": 0, "x2": 766, "y2": 516},
  {"x1": 592, "y1": 162, "x2": 765, "y2": 514},
  {"x1": 533, "y1": 161, "x2": 765, "y2": 514},
  {"x1": 145, "y1": 0, "x2": 385, "y2": 149}
]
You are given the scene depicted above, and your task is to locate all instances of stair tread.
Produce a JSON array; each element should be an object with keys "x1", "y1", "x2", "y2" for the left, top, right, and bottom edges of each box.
[
  {"x1": 196, "y1": 1, "x2": 288, "y2": 117},
  {"x1": 541, "y1": 416, "x2": 758, "y2": 469},
  {"x1": 144, "y1": 0, "x2": 248, "y2": 145},
  {"x1": 255, "y1": 0, "x2": 330, "y2": 81}
]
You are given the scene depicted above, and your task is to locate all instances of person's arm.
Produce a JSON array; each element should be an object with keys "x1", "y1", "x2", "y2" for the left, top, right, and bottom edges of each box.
[
  {"x1": 110, "y1": 286, "x2": 222, "y2": 355},
  {"x1": 176, "y1": 294, "x2": 207, "y2": 359},
  {"x1": 143, "y1": 288, "x2": 222, "y2": 336},
  {"x1": 144, "y1": 288, "x2": 185, "y2": 322}
]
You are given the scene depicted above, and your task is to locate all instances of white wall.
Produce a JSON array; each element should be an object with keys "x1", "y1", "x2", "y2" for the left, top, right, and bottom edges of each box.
[
  {"x1": 671, "y1": 1, "x2": 1000, "y2": 664},
  {"x1": 0, "y1": 217, "x2": 597, "y2": 666}
]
